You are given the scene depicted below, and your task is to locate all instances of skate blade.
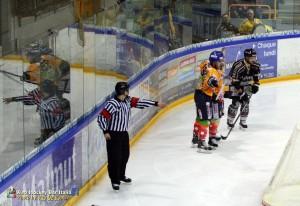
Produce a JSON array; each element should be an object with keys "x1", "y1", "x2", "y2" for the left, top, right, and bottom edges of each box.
[
  {"x1": 208, "y1": 145, "x2": 217, "y2": 150},
  {"x1": 191, "y1": 144, "x2": 197, "y2": 148},
  {"x1": 197, "y1": 149, "x2": 212, "y2": 154},
  {"x1": 239, "y1": 126, "x2": 246, "y2": 131},
  {"x1": 121, "y1": 182, "x2": 132, "y2": 185}
]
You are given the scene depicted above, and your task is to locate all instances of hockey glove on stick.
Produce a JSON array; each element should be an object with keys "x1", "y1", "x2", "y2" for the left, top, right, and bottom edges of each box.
[
  {"x1": 251, "y1": 83, "x2": 259, "y2": 94},
  {"x1": 240, "y1": 92, "x2": 250, "y2": 103}
]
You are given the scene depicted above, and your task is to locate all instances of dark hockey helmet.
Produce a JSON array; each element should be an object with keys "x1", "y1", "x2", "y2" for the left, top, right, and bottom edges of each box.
[
  {"x1": 209, "y1": 51, "x2": 224, "y2": 70},
  {"x1": 244, "y1": 48, "x2": 257, "y2": 58},
  {"x1": 209, "y1": 51, "x2": 224, "y2": 64},
  {"x1": 115, "y1": 82, "x2": 129, "y2": 96},
  {"x1": 244, "y1": 48, "x2": 257, "y2": 64},
  {"x1": 25, "y1": 43, "x2": 53, "y2": 63}
]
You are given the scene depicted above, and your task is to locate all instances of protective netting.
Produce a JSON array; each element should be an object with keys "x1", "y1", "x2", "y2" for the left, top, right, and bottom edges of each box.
[{"x1": 262, "y1": 122, "x2": 300, "y2": 206}]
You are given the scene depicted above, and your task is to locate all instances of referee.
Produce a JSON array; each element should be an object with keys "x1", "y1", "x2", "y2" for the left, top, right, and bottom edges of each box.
[
  {"x1": 98, "y1": 81, "x2": 165, "y2": 191},
  {"x1": 35, "y1": 80, "x2": 65, "y2": 146}
]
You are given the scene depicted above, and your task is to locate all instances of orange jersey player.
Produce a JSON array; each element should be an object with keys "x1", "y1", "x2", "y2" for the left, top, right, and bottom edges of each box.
[
  {"x1": 25, "y1": 63, "x2": 40, "y2": 83},
  {"x1": 192, "y1": 51, "x2": 225, "y2": 153},
  {"x1": 195, "y1": 59, "x2": 210, "y2": 90},
  {"x1": 22, "y1": 44, "x2": 70, "y2": 97}
]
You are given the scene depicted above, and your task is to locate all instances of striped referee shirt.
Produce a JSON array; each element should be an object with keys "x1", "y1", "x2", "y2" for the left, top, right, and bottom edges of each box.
[
  {"x1": 97, "y1": 96, "x2": 158, "y2": 133},
  {"x1": 12, "y1": 88, "x2": 42, "y2": 106},
  {"x1": 39, "y1": 95, "x2": 65, "y2": 130}
]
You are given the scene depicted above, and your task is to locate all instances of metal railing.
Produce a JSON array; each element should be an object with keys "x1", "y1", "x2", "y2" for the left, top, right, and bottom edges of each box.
[
  {"x1": 13, "y1": 0, "x2": 72, "y2": 18},
  {"x1": 229, "y1": 4, "x2": 276, "y2": 19}
]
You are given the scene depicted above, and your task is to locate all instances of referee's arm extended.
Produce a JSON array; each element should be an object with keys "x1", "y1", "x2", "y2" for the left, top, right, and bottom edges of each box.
[{"x1": 97, "y1": 96, "x2": 165, "y2": 139}]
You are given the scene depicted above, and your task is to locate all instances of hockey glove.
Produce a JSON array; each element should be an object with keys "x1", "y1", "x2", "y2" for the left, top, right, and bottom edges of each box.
[
  {"x1": 208, "y1": 77, "x2": 219, "y2": 88},
  {"x1": 224, "y1": 91, "x2": 232, "y2": 99},
  {"x1": 212, "y1": 93, "x2": 218, "y2": 102},
  {"x1": 20, "y1": 71, "x2": 30, "y2": 81},
  {"x1": 240, "y1": 92, "x2": 250, "y2": 103},
  {"x1": 251, "y1": 83, "x2": 259, "y2": 94},
  {"x1": 231, "y1": 80, "x2": 241, "y2": 90}
]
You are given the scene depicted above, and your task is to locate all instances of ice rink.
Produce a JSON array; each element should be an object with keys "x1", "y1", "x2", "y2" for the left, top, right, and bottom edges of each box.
[{"x1": 75, "y1": 80, "x2": 300, "y2": 206}]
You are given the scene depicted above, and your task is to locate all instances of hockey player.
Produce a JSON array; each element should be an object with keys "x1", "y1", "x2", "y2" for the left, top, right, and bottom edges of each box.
[
  {"x1": 192, "y1": 59, "x2": 209, "y2": 145},
  {"x1": 22, "y1": 43, "x2": 70, "y2": 98},
  {"x1": 193, "y1": 51, "x2": 225, "y2": 152},
  {"x1": 227, "y1": 48, "x2": 261, "y2": 129}
]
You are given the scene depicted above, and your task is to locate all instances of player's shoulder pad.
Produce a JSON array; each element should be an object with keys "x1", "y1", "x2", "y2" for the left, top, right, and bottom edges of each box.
[{"x1": 232, "y1": 59, "x2": 244, "y2": 68}]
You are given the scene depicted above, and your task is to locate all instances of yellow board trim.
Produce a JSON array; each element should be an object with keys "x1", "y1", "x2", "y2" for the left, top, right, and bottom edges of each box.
[
  {"x1": 3, "y1": 56, "x2": 300, "y2": 83},
  {"x1": 2, "y1": 55, "x2": 25, "y2": 61},
  {"x1": 0, "y1": 58, "x2": 128, "y2": 81},
  {"x1": 64, "y1": 74, "x2": 300, "y2": 206},
  {"x1": 260, "y1": 74, "x2": 300, "y2": 84}
]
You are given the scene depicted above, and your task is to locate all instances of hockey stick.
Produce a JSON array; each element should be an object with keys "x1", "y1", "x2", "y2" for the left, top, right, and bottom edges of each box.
[
  {"x1": 221, "y1": 94, "x2": 252, "y2": 140},
  {"x1": 1, "y1": 69, "x2": 68, "y2": 117},
  {"x1": 1, "y1": 72, "x2": 37, "y2": 93},
  {"x1": 2, "y1": 72, "x2": 26, "y2": 87},
  {"x1": 0, "y1": 69, "x2": 22, "y2": 78},
  {"x1": 0, "y1": 69, "x2": 38, "y2": 85}
]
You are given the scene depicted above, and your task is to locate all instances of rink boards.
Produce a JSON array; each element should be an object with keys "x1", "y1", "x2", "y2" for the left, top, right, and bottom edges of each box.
[{"x1": 1, "y1": 31, "x2": 300, "y2": 206}]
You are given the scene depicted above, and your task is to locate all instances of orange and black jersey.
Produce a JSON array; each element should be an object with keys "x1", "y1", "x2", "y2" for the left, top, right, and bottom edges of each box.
[{"x1": 197, "y1": 67, "x2": 223, "y2": 98}]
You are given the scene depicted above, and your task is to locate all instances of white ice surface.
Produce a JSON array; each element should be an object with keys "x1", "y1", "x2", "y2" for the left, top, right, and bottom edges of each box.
[{"x1": 65, "y1": 80, "x2": 300, "y2": 206}]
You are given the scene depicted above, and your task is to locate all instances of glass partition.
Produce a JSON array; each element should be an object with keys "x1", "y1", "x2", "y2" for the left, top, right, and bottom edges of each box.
[{"x1": 1, "y1": 0, "x2": 300, "y2": 192}]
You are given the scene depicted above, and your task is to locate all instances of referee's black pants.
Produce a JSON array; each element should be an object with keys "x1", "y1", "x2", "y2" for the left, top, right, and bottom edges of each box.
[{"x1": 106, "y1": 131, "x2": 130, "y2": 184}]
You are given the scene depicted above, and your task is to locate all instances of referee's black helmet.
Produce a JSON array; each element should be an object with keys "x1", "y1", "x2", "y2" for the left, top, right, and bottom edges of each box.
[{"x1": 115, "y1": 82, "x2": 129, "y2": 95}]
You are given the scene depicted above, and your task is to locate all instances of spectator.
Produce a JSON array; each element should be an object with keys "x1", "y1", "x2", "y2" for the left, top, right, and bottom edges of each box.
[
  {"x1": 216, "y1": 13, "x2": 239, "y2": 38},
  {"x1": 136, "y1": 11, "x2": 152, "y2": 36},
  {"x1": 230, "y1": 0, "x2": 248, "y2": 18},
  {"x1": 22, "y1": 43, "x2": 70, "y2": 99},
  {"x1": 239, "y1": 9, "x2": 263, "y2": 35}
]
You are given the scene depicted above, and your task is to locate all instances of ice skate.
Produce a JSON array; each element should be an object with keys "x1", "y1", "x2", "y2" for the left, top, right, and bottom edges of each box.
[
  {"x1": 197, "y1": 140, "x2": 213, "y2": 154},
  {"x1": 208, "y1": 137, "x2": 218, "y2": 148},
  {"x1": 239, "y1": 121, "x2": 248, "y2": 130},
  {"x1": 111, "y1": 183, "x2": 120, "y2": 191},
  {"x1": 227, "y1": 120, "x2": 234, "y2": 129},
  {"x1": 121, "y1": 177, "x2": 132, "y2": 184},
  {"x1": 191, "y1": 133, "x2": 199, "y2": 148},
  {"x1": 215, "y1": 135, "x2": 222, "y2": 141}
]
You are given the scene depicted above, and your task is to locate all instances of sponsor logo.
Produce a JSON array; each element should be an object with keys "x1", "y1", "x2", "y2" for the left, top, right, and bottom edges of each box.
[
  {"x1": 7, "y1": 187, "x2": 16, "y2": 198},
  {"x1": 179, "y1": 56, "x2": 196, "y2": 68}
]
